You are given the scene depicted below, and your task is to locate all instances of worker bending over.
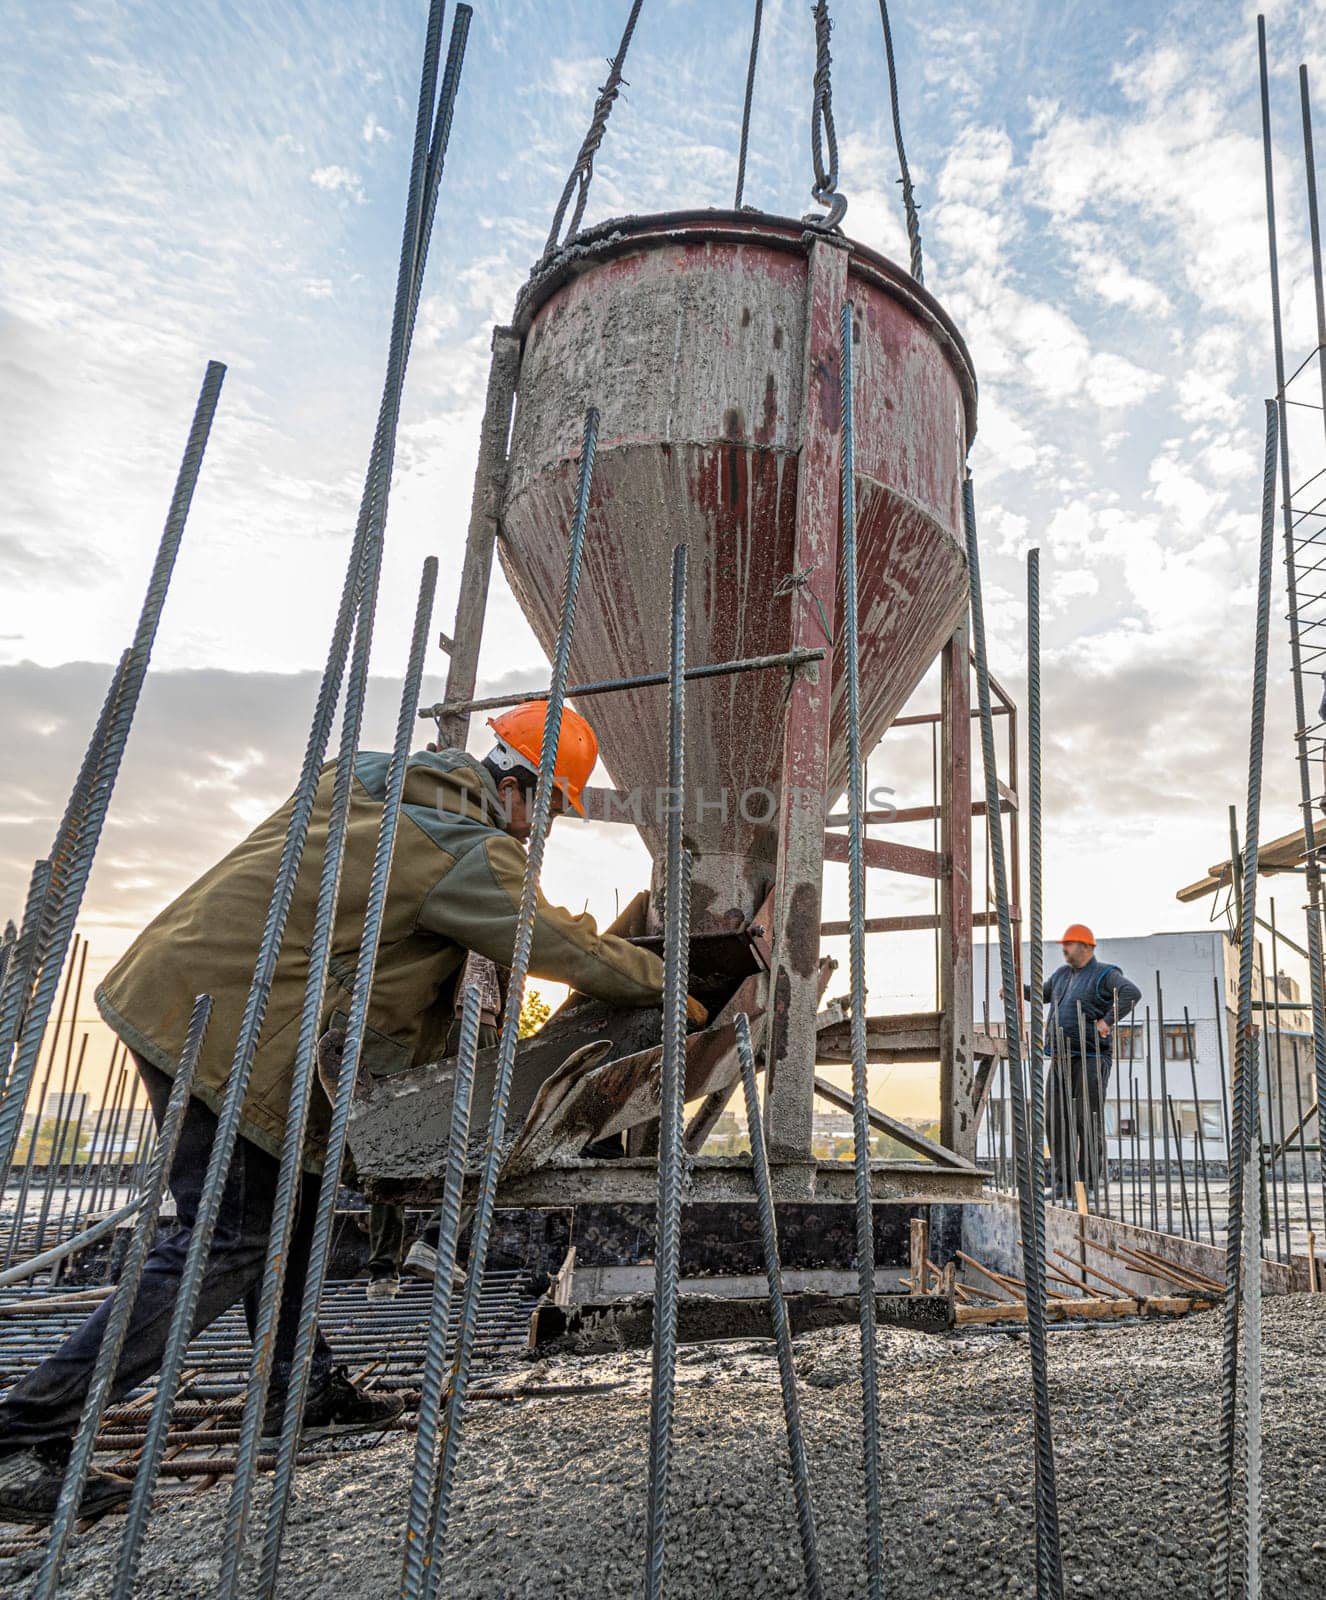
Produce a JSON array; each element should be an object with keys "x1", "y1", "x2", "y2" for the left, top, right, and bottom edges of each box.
[
  {"x1": 1028, "y1": 924, "x2": 1141, "y2": 1201},
  {"x1": 0, "y1": 702, "x2": 690, "y2": 1523}
]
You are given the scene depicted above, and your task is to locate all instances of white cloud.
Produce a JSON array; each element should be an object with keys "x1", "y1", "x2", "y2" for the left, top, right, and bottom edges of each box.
[{"x1": 309, "y1": 164, "x2": 365, "y2": 203}]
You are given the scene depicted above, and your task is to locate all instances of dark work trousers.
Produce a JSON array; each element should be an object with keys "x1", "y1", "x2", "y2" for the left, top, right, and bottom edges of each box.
[
  {"x1": 367, "y1": 1202, "x2": 406, "y2": 1277},
  {"x1": 1046, "y1": 1050, "x2": 1112, "y2": 1199},
  {"x1": 0, "y1": 1055, "x2": 333, "y2": 1450}
]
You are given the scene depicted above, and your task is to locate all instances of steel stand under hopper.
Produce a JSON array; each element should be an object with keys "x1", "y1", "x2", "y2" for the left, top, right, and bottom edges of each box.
[{"x1": 359, "y1": 209, "x2": 1015, "y2": 1218}]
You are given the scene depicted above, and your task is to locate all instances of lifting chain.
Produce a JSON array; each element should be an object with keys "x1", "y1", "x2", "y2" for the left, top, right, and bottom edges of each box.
[{"x1": 804, "y1": 1, "x2": 847, "y2": 231}]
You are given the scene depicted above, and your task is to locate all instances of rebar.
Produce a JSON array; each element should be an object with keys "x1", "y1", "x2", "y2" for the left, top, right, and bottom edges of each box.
[
  {"x1": 732, "y1": 1011, "x2": 822, "y2": 1596},
  {"x1": 1217, "y1": 392, "x2": 1279, "y2": 1595},
  {"x1": 113, "y1": 11, "x2": 458, "y2": 1585},
  {"x1": 422, "y1": 646, "x2": 825, "y2": 721},
  {"x1": 422, "y1": 407, "x2": 598, "y2": 1594},
  {"x1": 838, "y1": 302, "x2": 883, "y2": 1599},
  {"x1": 964, "y1": 473, "x2": 1062, "y2": 1598},
  {"x1": 33, "y1": 995, "x2": 211, "y2": 1598},
  {"x1": 212, "y1": 10, "x2": 468, "y2": 1587},
  {"x1": 255, "y1": 557, "x2": 443, "y2": 1596},
  {"x1": 1028, "y1": 551, "x2": 1048, "y2": 1242},
  {"x1": 0, "y1": 363, "x2": 224, "y2": 1187},
  {"x1": 643, "y1": 542, "x2": 691, "y2": 1600},
  {"x1": 1264, "y1": 23, "x2": 1326, "y2": 1243},
  {"x1": 400, "y1": 983, "x2": 481, "y2": 1600},
  {"x1": 3, "y1": 937, "x2": 81, "y2": 1269},
  {"x1": 1156, "y1": 972, "x2": 1173, "y2": 1235}
]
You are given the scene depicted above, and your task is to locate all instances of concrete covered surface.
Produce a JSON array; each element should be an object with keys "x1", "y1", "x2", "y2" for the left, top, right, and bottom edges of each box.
[{"x1": 9, "y1": 1294, "x2": 1325, "y2": 1598}]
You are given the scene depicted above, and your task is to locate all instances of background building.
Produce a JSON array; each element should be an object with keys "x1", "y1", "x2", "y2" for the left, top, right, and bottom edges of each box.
[{"x1": 976, "y1": 929, "x2": 1312, "y2": 1166}]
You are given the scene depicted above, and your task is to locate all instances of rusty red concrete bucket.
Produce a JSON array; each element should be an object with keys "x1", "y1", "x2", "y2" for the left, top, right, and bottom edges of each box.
[{"x1": 500, "y1": 210, "x2": 978, "y2": 928}]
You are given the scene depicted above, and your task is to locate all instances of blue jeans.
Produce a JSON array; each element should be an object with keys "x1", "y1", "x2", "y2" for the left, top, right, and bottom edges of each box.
[{"x1": 0, "y1": 1056, "x2": 333, "y2": 1449}]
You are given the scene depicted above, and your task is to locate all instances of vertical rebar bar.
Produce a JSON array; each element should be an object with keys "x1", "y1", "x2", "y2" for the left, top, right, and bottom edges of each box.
[
  {"x1": 644, "y1": 541, "x2": 691, "y2": 1600},
  {"x1": 33, "y1": 995, "x2": 211, "y2": 1599},
  {"x1": 837, "y1": 303, "x2": 884, "y2": 1600},
  {"x1": 1290, "y1": 1037, "x2": 1314, "y2": 1238},
  {"x1": 225, "y1": 14, "x2": 471, "y2": 1590},
  {"x1": 964, "y1": 473, "x2": 1062, "y2": 1598},
  {"x1": 1264, "y1": 21, "x2": 1326, "y2": 1247},
  {"x1": 733, "y1": 1011, "x2": 822, "y2": 1598},
  {"x1": 1027, "y1": 550, "x2": 1048, "y2": 1231},
  {"x1": 1145, "y1": 1007, "x2": 1158, "y2": 1231},
  {"x1": 1185, "y1": 1008, "x2": 1216, "y2": 1244},
  {"x1": 1217, "y1": 391, "x2": 1279, "y2": 1595},
  {"x1": 3, "y1": 936, "x2": 81, "y2": 1267},
  {"x1": 113, "y1": 21, "x2": 449, "y2": 1579},
  {"x1": 422, "y1": 408, "x2": 597, "y2": 1595},
  {"x1": 254, "y1": 556, "x2": 442, "y2": 1594},
  {"x1": 400, "y1": 982, "x2": 481, "y2": 1600},
  {"x1": 0, "y1": 364, "x2": 224, "y2": 1185},
  {"x1": 1157, "y1": 972, "x2": 1173, "y2": 1235}
]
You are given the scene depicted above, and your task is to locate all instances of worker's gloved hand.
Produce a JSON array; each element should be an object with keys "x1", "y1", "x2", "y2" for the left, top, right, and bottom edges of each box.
[{"x1": 685, "y1": 994, "x2": 709, "y2": 1027}]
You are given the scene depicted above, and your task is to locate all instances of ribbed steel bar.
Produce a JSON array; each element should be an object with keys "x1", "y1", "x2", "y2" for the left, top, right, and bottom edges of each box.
[
  {"x1": 734, "y1": 1011, "x2": 823, "y2": 1598},
  {"x1": 400, "y1": 983, "x2": 481, "y2": 1600},
  {"x1": 249, "y1": 24, "x2": 471, "y2": 1582},
  {"x1": 0, "y1": 653, "x2": 126, "y2": 1100},
  {"x1": 1218, "y1": 396, "x2": 1278, "y2": 1597},
  {"x1": 2, "y1": 936, "x2": 81, "y2": 1269},
  {"x1": 1027, "y1": 551, "x2": 1049, "y2": 1248},
  {"x1": 28, "y1": 1031, "x2": 87, "y2": 1261},
  {"x1": 644, "y1": 543, "x2": 691, "y2": 1600},
  {"x1": 423, "y1": 647, "x2": 825, "y2": 720},
  {"x1": 1145, "y1": 1008, "x2": 1158, "y2": 1230},
  {"x1": 1156, "y1": 972, "x2": 1173, "y2": 1235},
  {"x1": 255, "y1": 556, "x2": 441, "y2": 1592},
  {"x1": 0, "y1": 860, "x2": 52, "y2": 1097},
  {"x1": 1262, "y1": 21, "x2": 1326, "y2": 1242},
  {"x1": 33, "y1": 996, "x2": 211, "y2": 1598},
  {"x1": 964, "y1": 473, "x2": 1062, "y2": 1598},
  {"x1": 1242, "y1": 1096, "x2": 1263, "y2": 1600},
  {"x1": 0, "y1": 360, "x2": 223, "y2": 1188},
  {"x1": 837, "y1": 302, "x2": 883, "y2": 1600},
  {"x1": 110, "y1": 9, "x2": 454, "y2": 1582},
  {"x1": 421, "y1": 408, "x2": 597, "y2": 1597}
]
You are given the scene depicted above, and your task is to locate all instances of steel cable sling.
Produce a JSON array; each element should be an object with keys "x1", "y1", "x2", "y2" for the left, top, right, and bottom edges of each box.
[
  {"x1": 876, "y1": 0, "x2": 923, "y2": 282},
  {"x1": 543, "y1": 0, "x2": 646, "y2": 258},
  {"x1": 805, "y1": 1, "x2": 846, "y2": 229}
]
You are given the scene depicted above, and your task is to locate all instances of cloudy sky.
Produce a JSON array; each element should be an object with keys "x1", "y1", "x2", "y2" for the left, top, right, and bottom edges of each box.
[{"x1": 5, "y1": 0, "x2": 1325, "y2": 1115}]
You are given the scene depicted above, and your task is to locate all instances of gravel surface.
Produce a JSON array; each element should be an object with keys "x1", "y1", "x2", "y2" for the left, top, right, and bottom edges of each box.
[{"x1": 8, "y1": 1295, "x2": 1326, "y2": 1598}]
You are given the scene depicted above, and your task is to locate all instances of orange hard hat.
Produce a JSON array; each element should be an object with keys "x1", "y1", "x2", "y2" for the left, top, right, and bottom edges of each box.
[
  {"x1": 1061, "y1": 923, "x2": 1095, "y2": 947},
  {"x1": 486, "y1": 701, "x2": 598, "y2": 816}
]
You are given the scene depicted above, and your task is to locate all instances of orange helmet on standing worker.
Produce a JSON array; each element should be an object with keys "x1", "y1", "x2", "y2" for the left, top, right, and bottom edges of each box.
[
  {"x1": 1061, "y1": 923, "x2": 1095, "y2": 947},
  {"x1": 486, "y1": 702, "x2": 598, "y2": 815}
]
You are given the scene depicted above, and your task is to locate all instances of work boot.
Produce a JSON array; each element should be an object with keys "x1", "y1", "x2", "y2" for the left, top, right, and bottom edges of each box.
[
  {"x1": 365, "y1": 1269, "x2": 401, "y2": 1303},
  {"x1": 0, "y1": 1440, "x2": 133, "y2": 1524},
  {"x1": 403, "y1": 1239, "x2": 469, "y2": 1289},
  {"x1": 261, "y1": 1366, "x2": 403, "y2": 1445}
]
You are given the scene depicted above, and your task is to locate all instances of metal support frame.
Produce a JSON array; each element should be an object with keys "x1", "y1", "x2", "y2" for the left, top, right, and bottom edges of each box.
[
  {"x1": 763, "y1": 233, "x2": 848, "y2": 1163},
  {"x1": 436, "y1": 325, "x2": 521, "y2": 752},
  {"x1": 940, "y1": 618, "x2": 975, "y2": 1158}
]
